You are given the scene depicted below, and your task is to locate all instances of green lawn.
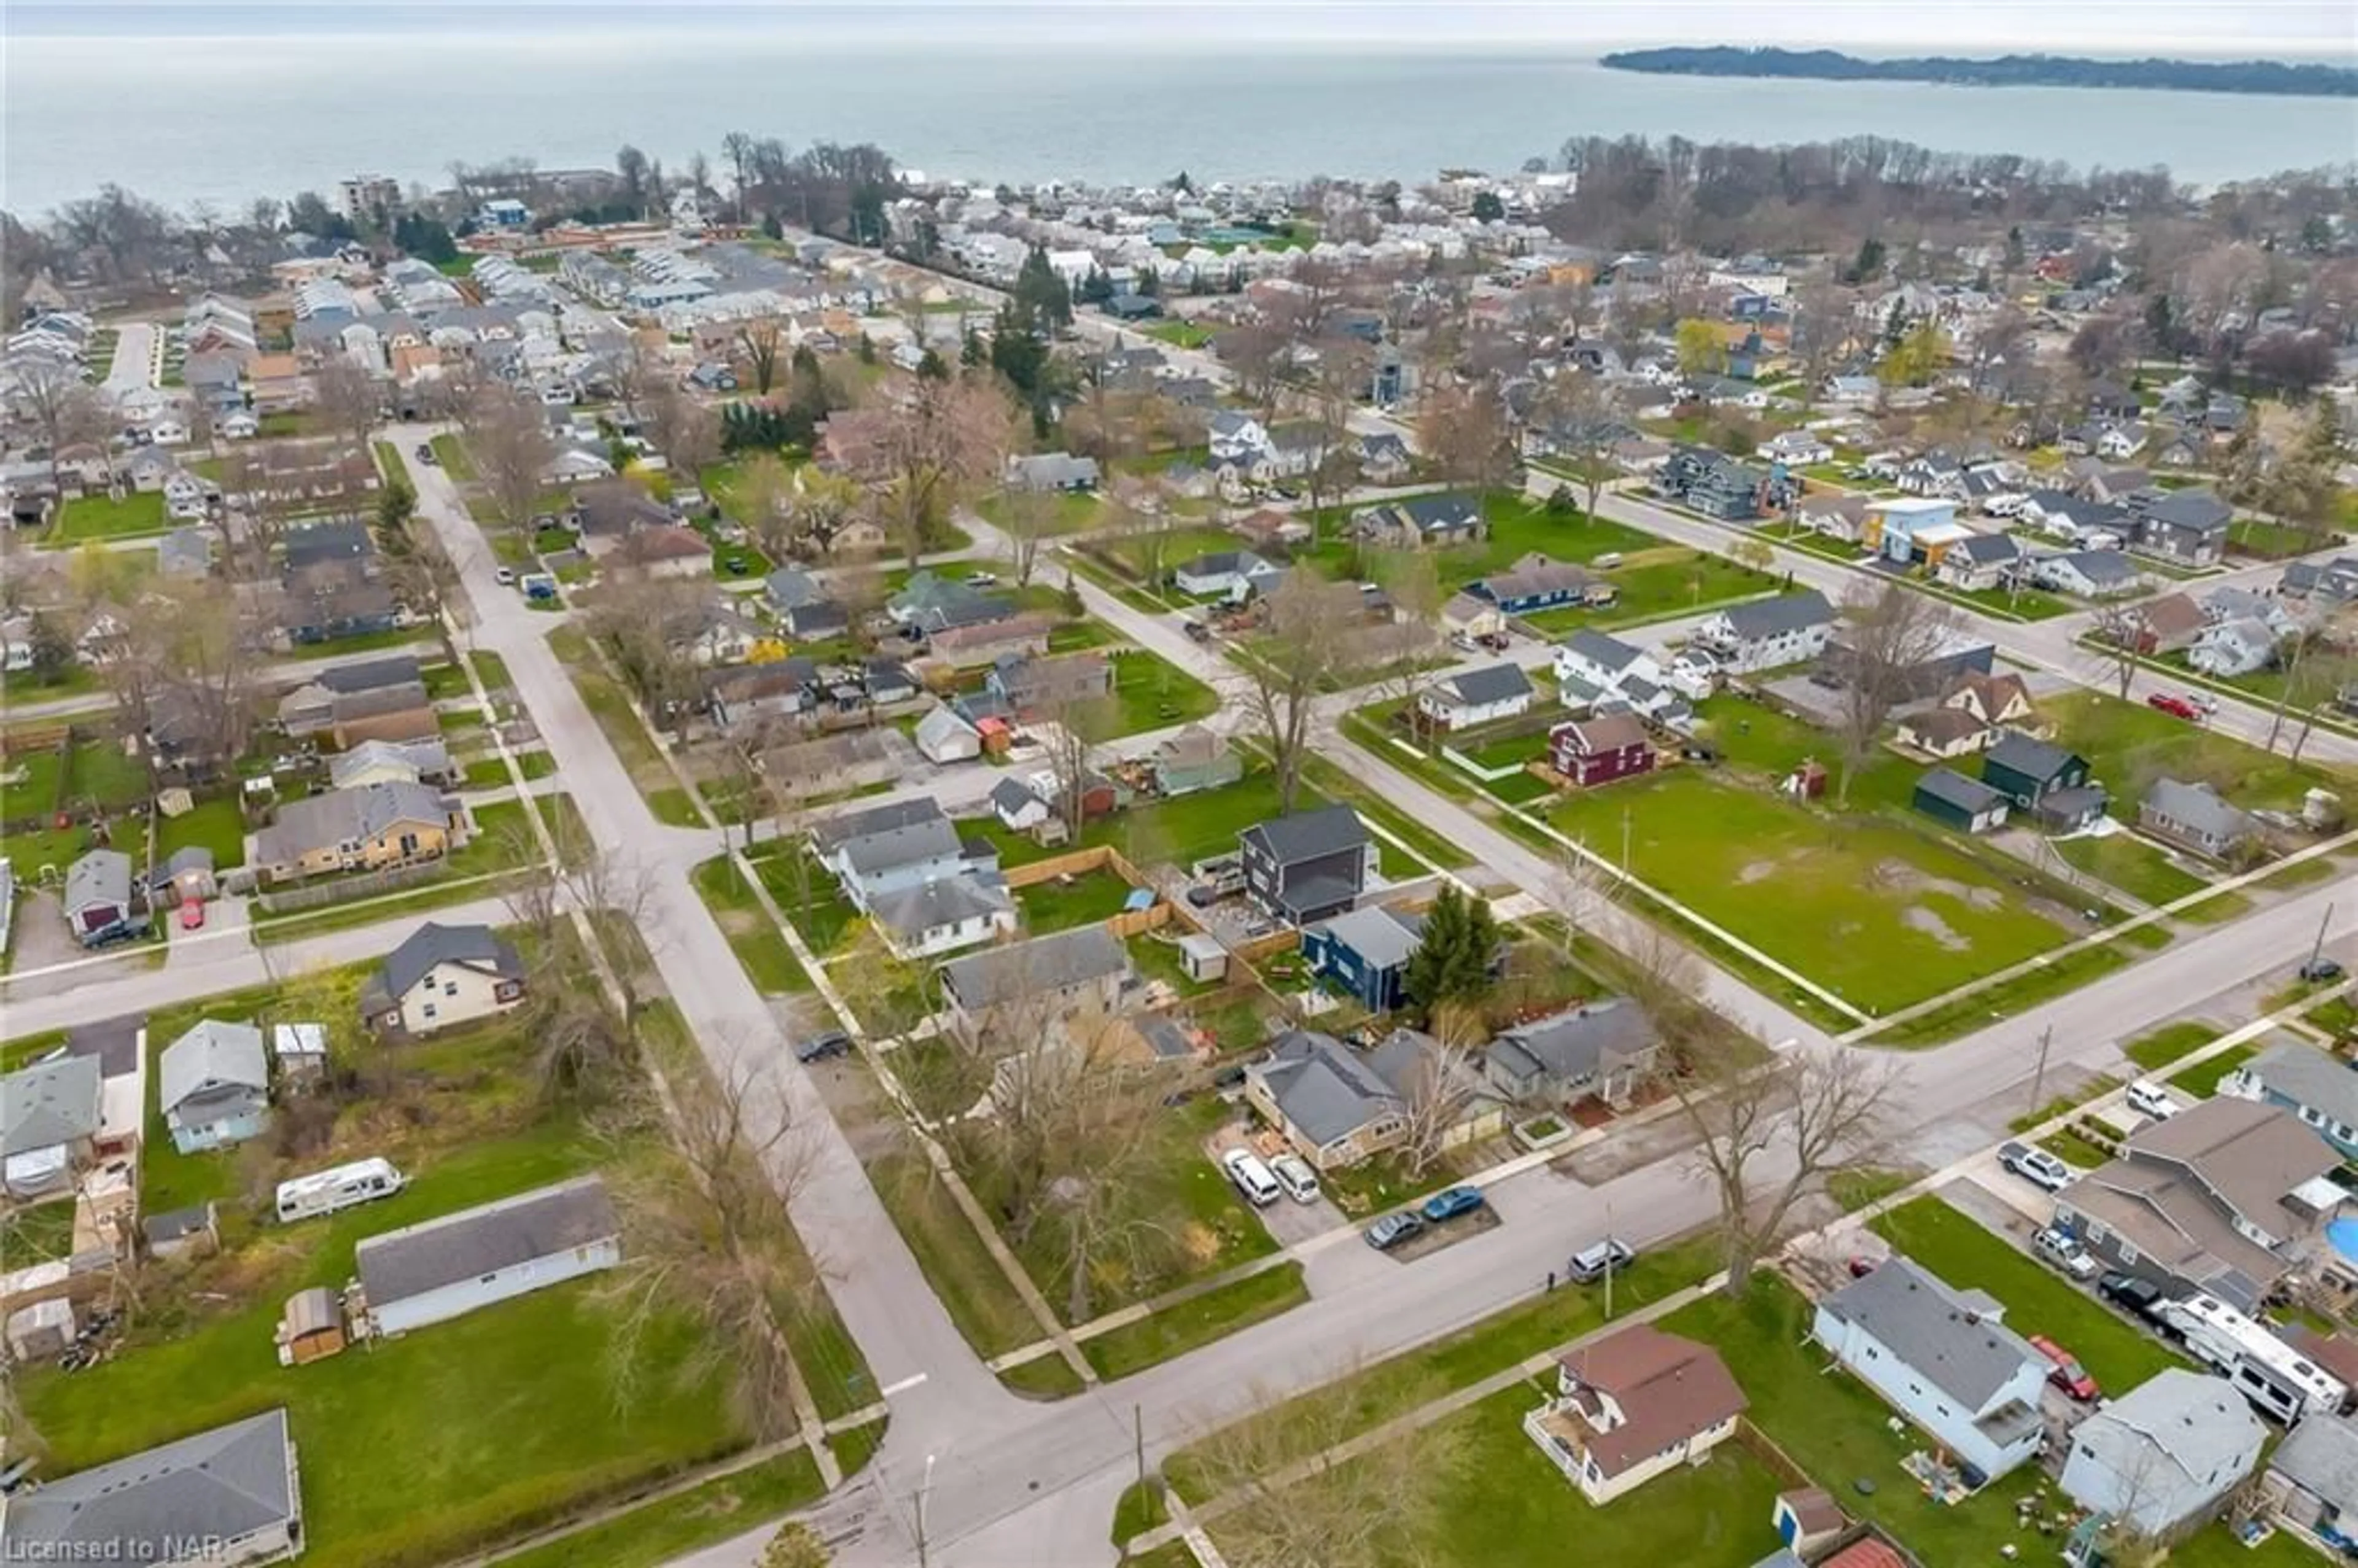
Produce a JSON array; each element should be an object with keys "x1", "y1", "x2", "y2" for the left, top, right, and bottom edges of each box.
[
  {"x1": 1, "y1": 746, "x2": 64, "y2": 819},
  {"x1": 50, "y1": 490, "x2": 168, "y2": 542},
  {"x1": 6, "y1": 1200, "x2": 77, "y2": 1263},
  {"x1": 2050, "y1": 831, "x2": 2208, "y2": 907},
  {"x1": 1145, "y1": 320, "x2": 1215, "y2": 349},
  {"x1": 1827, "y1": 1168, "x2": 1916, "y2": 1212},
  {"x1": 155, "y1": 796, "x2": 247, "y2": 870},
  {"x1": 1548, "y1": 770, "x2": 2074, "y2": 1015},
  {"x1": 1104, "y1": 646, "x2": 1221, "y2": 737},
  {"x1": 429, "y1": 433, "x2": 478, "y2": 482},
  {"x1": 491, "y1": 1450, "x2": 825, "y2": 1568},
  {"x1": 22, "y1": 1038, "x2": 737, "y2": 1568},
  {"x1": 2228, "y1": 516, "x2": 2333, "y2": 557},
  {"x1": 979, "y1": 488, "x2": 1105, "y2": 536},
  {"x1": 2122, "y1": 1020, "x2": 2222, "y2": 1071},
  {"x1": 0, "y1": 663, "x2": 104, "y2": 702},
  {"x1": 255, "y1": 873, "x2": 537, "y2": 947},
  {"x1": 461, "y1": 752, "x2": 559, "y2": 789},
  {"x1": 547, "y1": 627, "x2": 691, "y2": 821},
  {"x1": 1665, "y1": 1279, "x2": 2072, "y2": 1567},
  {"x1": 2170, "y1": 1041, "x2": 2255, "y2": 1098},
  {"x1": 745, "y1": 845, "x2": 860, "y2": 958},
  {"x1": 1214, "y1": 1383, "x2": 1781, "y2": 1568},
  {"x1": 2046, "y1": 690, "x2": 2351, "y2": 813},
  {"x1": 1016, "y1": 866, "x2": 1137, "y2": 934},
  {"x1": 1870, "y1": 1197, "x2": 2185, "y2": 1392},
  {"x1": 64, "y1": 740, "x2": 150, "y2": 810},
  {"x1": 690, "y1": 855, "x2": 812, "y2": 995},
  {"x1": 1866, "y1": 943, "x2": 2134, "y2": 1048},
  {"x1": 868, "y1": 1151, "x2": 1045, "y2": 1359},
  {"x1": 1166, "y1": 1236, "x2": 1722, "y2": 1502},
  {"x1": 1081, "y1": 1263, "x2": 1307, "y2": 1381}
]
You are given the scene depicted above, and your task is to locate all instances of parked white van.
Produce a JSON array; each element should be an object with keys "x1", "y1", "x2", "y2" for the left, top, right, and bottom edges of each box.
[
  {"x1": 1220, "y1": 1149, "x2": 1282, "y2": 1208},
  {"x1": 276, "y1": 1157, "x2": 407, "y2": 1224}
]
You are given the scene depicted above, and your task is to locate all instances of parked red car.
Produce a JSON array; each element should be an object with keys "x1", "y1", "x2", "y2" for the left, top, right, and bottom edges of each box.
[
  {"x1": 2029, "y1": 1334, "x2": 2099, "y2": 1402},
  {"x1": 2146, "y1": 693, "x2": 2201, "y2": 721},
  {"x1": 178, "y1": 898, "x2": 204, "y2": 931}
]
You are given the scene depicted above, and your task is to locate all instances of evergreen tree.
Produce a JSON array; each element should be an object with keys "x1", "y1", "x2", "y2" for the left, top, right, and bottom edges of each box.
[
  {"x1": 917, "y1": 347, "x2": 949, "y2": 381},
  {"x1": 1469, "y1": 190, "x2": 1506, "y2": 223},
  {"x1": 1401, "y1": 885, "x2": 1500, "y2": 1018}
]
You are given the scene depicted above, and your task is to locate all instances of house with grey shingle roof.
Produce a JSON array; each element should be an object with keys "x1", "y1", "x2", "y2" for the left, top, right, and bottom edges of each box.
[
  {"x1": 1483, "y1": 999, "x2": 1660, "y2": 1106},
  {"x1": 2, "y1": 1408, "x2": 303, "y2": 1565},
  {"x1": 1415, "y1": 662, "x2": 1533, "y2": 731},
  {"x1": 1692, "y1": 590, "x2": 1833, "y2": 673},
  {"x1": 359, "y1": 1175, "x2": 620, "y2": 1336},
  {"x1": 938, "y1": 925, "x2": 1131, "y2": 1031},
  {"x1": 2139, "y1": 777, "x2": 2257, "y2": 863},
  {"x1": 0, "y1": 1052, "x2": 102, "y2": 1198},
  {"x1": 2224, "y1": 1042, "x2": 2358, "y2": 1161},
  {"x1": 252, "y1": 780, "x2": 462, "y2": 883},
  {"x1": 159, "y1": 1020, "x2": 270, "y2": 1154},
  {"x1": 360, "y1": 921, "x2": 527, "y2": 1037},
  {"x1": 2062, "y1": 1370, "x2": 2264, "y2": 1539},
  {"x1": 1245, "y1": 1029, "x2": 1409, "y2": 1171}
]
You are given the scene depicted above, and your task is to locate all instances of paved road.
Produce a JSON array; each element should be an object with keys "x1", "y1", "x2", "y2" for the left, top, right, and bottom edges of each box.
[
  {"x1": 101, "y1": 322, "x2": 157, "y2": 396},
  {"x1": 5, "y1": 635, "x2": 445, "y2": 723},
  {"x1": 0, "y1": 893, "x2": 516, "y2": 1028}
]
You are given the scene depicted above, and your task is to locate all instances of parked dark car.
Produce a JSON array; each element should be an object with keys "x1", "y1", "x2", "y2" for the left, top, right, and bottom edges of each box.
[
  {"x1": 1365, "y1": 1212, "x2": 1426, "y2": 1251},
  {"x1": 2099, "y1": 1271, "x2": 2169, "y2": 1322},
  {"x1": 794, "y1": 1030, "x2": 852, "y2": 1063},
  {"x1": 415, "y1": 443, "x2": 437, "y2": 464},
  {"x1": 2300, "y1": 957, "x2": 2347, "y2": 984},
  {"x1": 1420, "y1": 1186, "x2": 1487, "y2": 1223}
]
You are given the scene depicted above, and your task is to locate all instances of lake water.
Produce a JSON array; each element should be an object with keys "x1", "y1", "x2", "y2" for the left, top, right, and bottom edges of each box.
[{"x1": 7, "y1": 35, "x2": 2356, "y2": 216}]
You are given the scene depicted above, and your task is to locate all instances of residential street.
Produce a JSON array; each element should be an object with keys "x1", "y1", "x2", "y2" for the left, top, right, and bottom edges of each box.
[{"x1": 17, "y1": 414, "x2": 2348, "y2": 1568}]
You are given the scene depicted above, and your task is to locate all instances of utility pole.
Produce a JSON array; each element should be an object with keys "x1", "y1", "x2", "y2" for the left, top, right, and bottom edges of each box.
[
  {"x1": 915, "y1": 1452, "x2": 937, "y2": 1568},
  {"x1": 1604, "y1": 1193, "x2": 1617, "y2": 1321},
  {"x1": 1134, "y1": 1404, "x2": 1151, "y2": 1507},
  {"x1": 2308, "y1": 901, "x2": 2337, "y2": 977},
  {"x1": 2028, "y1": 1025, "x2": 2055, "y2": 1115}
]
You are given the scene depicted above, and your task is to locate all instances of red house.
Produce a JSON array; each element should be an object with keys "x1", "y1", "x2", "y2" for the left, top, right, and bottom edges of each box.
[{"x1": 1550, "y1": 713, "x2": 1656, "y2": 788}]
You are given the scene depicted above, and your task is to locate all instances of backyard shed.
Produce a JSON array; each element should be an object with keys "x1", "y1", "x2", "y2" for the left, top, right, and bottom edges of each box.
[
  {"x1": 5, "y1": 1297, "x2": 76, "y2": 1362},
  {"x1": 1912, "y1": 768, "x2": 2011, "y2": 835},
  {"x1": 1178, "y1": 932, "x2": 1228, "y2": 983},
  {"x1": 275, "y1": 1286, "x2": 347, "y2": 1365}
]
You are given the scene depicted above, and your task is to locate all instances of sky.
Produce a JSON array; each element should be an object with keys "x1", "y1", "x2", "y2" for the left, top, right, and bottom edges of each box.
[{"x1": 10, "y1": 0, "x2": 2358, "y2": 55}]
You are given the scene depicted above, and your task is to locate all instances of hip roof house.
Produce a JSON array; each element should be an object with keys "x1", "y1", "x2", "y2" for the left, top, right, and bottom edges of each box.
[{"x1": 1, "y1": 1408, "x2": 303, "y2": 1567}]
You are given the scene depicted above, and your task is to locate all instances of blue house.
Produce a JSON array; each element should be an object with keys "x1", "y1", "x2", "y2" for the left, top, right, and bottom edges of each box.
[
  {"x1": 159, "y1": 1020, "x2": 271, "y2": 1155},
  {"x1": 1301, "y1": 905, "x2": 1426, "y2": 1012},
  {"x1": 2224, "y1": 1042, "x2": 2358, "y2": 1161},
  {"x1": 1469, "y1": 554, "x2": 1606, "y2": 616}
]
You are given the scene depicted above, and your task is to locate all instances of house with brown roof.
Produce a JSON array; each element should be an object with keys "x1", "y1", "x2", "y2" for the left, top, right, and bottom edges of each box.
[
  {"x1": 2126, "y1": 592, "x2": 2206, "y2": 656},
  {"x1": 246, "y1": 352, "x2": 310, "y2": 413},
  {"x1": 2057, "y1": 1096, "x2": 2344, "y2": 1313},
  {"x1": 1522, "y1": 1324, "x2": 1748, "y2": 1505}
]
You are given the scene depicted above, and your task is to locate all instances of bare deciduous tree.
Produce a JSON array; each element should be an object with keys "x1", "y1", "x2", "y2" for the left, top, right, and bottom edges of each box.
[
  {"x1": 314, "y1": 356, "x2": 384, "y2": 459},
  {"x1": 998, "y1": 481, "x2": 1059, "y2": 588},
  {"x1": 1418, "y1": 379, "x2": 1517, "y2": 497},
  {"x1": 1530, "y1": 370, "x2": 1619, "y2": 523},
  {"x1": 861, "y1": 372, "x2": 1013, "y2": 569},
  {"x1": 12, "y1": 363, "x2": 105, "y2": 513},
  {"x1": 915, "y1": 999, "x2": 1187, "y2": 1322},
  {"x1": 737, "y1": 317, "x2": 786, "y2": 396},
  {"x1": 1676, "y1": 1043, "x2": 1896, "y2": 1293},
  {"x1": 582, "y1": 570, "x2": 716, "y2": 746},
  {"x1": 2087, "y1": 602, "x2": 2150, "y2": 702},
  {"x1": 599, "y1": 1053, "x2": 824, "y2": 1441},
  {"x1": 1829, "y1": 579, "x2": 1962, "y2": 805},
  {"x1": 1239, "y1": 572, "x2": 1360, "y2": 812},
  {"x1": 465, "y1": 382, "x2": 556, "y2": 537},
  {"x1": 1180, "y1": 1367, "x2": 1468, "y2": 1568}
]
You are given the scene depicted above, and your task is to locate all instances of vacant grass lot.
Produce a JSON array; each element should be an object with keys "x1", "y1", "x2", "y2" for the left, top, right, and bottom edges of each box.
[
  {"x1": 2047, "y1": 690, "x2": 2351, "y2": 813},
  {"x1": 1208, "y1": 1383, "x2": 1781, "y2": 1568},
  {"x1": 1549, "y1": 770, "x2": 2073, "y2": 1015},
  {"x1": 1870, "y1": 1196, "x2": 2184, "y2": 1392},
  {"x1": 492, "y1": 1449, "x2": 825, "y2": 1568},
  {"x1": 1105, "y1": 645, "x2": 1221, "y2": 737},
  {"x1": 50, "y1": 490, "x2": 168, "y2": 542},
  {"x1": 23, "y1": 984, "x2": 750, "y2": 1568},
  {"x1": 2050, "y1": 829, "x2": 2208, "y2": 907}
]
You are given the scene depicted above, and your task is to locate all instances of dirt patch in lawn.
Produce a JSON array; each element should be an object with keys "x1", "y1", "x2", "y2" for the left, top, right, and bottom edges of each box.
[
  {"x1": 1736, "y1": 858, "x2": 1780, "y2": 885},
  {"x1": 1871, "y1": 858, "x2": 1999, "y2": 910},
  {"x1": 1902, "y1": 906, "x2": 1971, "y2": 952},
  {"x1": 1614, "y1": 545, "x2": 1692, "y2": 570}
]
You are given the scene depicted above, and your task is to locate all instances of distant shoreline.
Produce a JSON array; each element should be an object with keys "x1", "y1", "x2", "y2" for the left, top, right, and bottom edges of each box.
[{"x1": 1600, "y1": 47, "x2": 2358, "y2": 99}]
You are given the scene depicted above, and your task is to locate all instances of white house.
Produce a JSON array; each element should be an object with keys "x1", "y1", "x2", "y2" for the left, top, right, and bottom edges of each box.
[
  {"x1": 1812, "y1": 1256, "x2": 2049, "y2": 1483},
  {"x1": 1523, "y1": 1325, "x2": 1749, "y2": 1506},
  {"x1": 869, "y1": 874, "x2": 1017, "y2": 959},
  {"x1": 357, "y1": 1175, "x2": 620, "y2": 1337},
  {"x1": 2061, "y1": 1370, "x2": 2264, "y2": 1540},
  {"x1": 2034, "y1": 549, "x2": 2146, "y2": 600},
  {"x1": 360, "y1": 922, "x2": 528, "y2": 1037},
  {"x1": 1692, "y1": 591, "x2": 1834, "y2": 675},
  {"x1": 1208, "y1": 410, "x2": 1272, "y2": 468},
  {"x1": 2187, "y1": 618, "x2": 2279, "y2": 679},
  {"x1": 1417, "y1": 663, "x2": 1534, "y2": 731}
]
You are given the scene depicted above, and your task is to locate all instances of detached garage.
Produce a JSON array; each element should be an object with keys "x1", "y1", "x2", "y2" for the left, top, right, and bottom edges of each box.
[
  {"x1": 357, "y1": 1175, "x2": 620, "y2": 1337},
  {"x1": 1913, "y1": 767, "x2": 2011, "y2": 835}
]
